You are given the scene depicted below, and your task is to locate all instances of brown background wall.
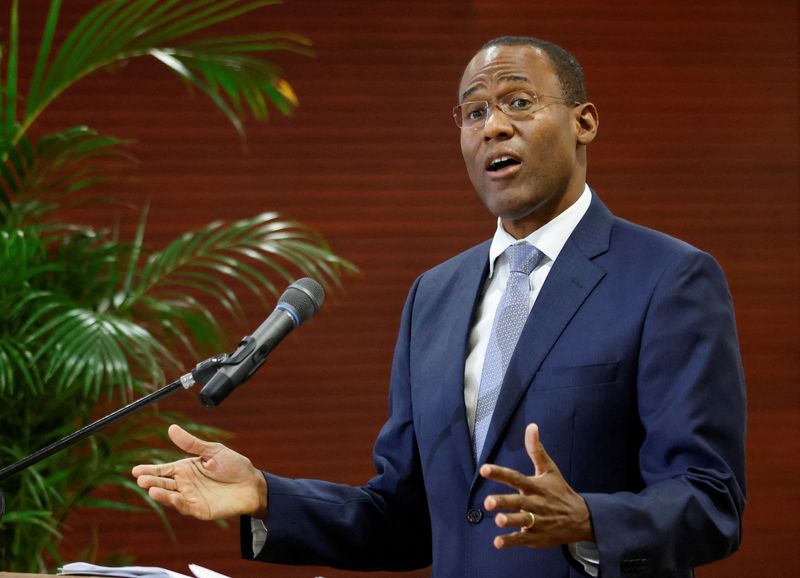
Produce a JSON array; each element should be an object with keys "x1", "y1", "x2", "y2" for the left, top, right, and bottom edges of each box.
[{"x1": 10, "y1": 0, "x2": 799, "y2": 576}]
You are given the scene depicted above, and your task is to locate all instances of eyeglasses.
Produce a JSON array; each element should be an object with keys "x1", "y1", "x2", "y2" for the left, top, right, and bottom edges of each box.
[{"x1": 452, "y1": 90, "x2": 576, "y2": 130}]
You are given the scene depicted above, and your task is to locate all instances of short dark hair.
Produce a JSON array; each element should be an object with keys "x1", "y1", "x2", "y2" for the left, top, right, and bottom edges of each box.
[{"x1": 480, "y1": 36, "x2": 587, "y2": 104}]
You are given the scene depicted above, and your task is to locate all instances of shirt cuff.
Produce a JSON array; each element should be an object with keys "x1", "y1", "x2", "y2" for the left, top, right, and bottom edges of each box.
[
  {"x1": 250, "y1": 517, "x2": 268, "y2": 556},
  {"x1": 568, "y1": 541, "x2": 599, "y2": 577}
]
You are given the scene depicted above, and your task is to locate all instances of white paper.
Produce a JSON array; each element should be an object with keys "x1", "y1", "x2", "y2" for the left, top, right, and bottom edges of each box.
[
  {"x1": 58, "y1": 562, "x2": 192, "y2": 578},
  {"x1": 59, "y1": 562, "x2": 231, "y2": 578},
  {"x1": 187, "y1": 564, "x2": 231, "y2": 578}
]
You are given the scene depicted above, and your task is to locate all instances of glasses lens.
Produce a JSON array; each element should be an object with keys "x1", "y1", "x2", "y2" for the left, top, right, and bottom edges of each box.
[
  {"x1": 501, "y1": 92, "x2": 538, "y2": 116},
  {"x1": 454, "y1": 101, "x2": 488, "y2": 128}
]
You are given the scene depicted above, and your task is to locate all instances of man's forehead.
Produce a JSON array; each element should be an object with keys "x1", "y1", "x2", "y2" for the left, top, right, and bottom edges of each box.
[{"x1": 459, "y1": 44, "x2": 554, "y2": 100}]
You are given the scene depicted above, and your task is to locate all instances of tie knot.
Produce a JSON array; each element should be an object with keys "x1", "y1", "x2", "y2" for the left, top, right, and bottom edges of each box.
[{"x1": 505, "y1": 242, "x2": 542, "y2": 276}]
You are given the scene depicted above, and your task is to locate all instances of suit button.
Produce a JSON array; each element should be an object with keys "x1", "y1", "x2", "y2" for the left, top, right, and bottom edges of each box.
[{"x1": 466, "y1": 507, "x2": 483, "y2": 524}]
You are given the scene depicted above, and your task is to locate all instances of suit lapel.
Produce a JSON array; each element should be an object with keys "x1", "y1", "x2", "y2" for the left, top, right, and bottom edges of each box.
[
  {"x1": 439, "y1": 244, "x2": 491, "y2": 483},
  {"x1": 475, "y1": 195, "x2": 614, "y2": 469}
]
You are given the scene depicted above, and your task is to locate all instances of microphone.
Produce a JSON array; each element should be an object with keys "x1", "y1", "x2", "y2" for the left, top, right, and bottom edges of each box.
[{"x1": 198, "y1": 277, "x2": 324, "y2": 408}]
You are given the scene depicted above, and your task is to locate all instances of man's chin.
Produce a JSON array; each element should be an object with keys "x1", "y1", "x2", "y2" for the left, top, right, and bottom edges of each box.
[
  {"x1": 481, "y1": 195, "x2": 542, "y2": 223},
  {"x1": 483, "y1": 199, "x2": 561, "y2": 238}
]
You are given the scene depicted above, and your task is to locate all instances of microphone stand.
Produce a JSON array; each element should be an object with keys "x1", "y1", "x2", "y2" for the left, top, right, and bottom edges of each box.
[{"x1": 0, "y1": 354, "x2": 229, "y2": 519}]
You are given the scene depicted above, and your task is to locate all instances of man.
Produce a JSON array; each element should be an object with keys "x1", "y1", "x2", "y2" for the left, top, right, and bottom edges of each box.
[{"x1": 133, "y1": 36, "x2": 746, "y2": 577}]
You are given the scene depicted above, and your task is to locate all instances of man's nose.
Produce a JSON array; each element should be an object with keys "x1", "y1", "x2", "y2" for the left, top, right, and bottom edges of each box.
[{"x1": 482, "y1": 105, "x2": 513, "y2": 139}]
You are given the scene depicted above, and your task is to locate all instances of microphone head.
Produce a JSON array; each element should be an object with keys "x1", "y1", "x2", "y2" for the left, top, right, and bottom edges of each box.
[{"x1": 279, "y1": 277, "x2": 324, "y2": 324}]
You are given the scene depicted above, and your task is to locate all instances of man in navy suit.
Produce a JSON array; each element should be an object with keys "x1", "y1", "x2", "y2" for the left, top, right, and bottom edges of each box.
[{"x1": 134, "y1": 36, "x2": 746, "y2": 577}]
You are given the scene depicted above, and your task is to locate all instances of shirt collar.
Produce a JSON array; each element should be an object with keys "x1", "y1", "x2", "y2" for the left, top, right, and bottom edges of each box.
[{"x1": 488, "y1": 184, "x2": 592, "y2": 277}]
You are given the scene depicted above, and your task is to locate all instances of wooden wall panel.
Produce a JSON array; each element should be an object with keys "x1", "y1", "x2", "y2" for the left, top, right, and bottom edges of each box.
[{"x1": 6, "y1": 1, "x2": 798, "y2": 577}]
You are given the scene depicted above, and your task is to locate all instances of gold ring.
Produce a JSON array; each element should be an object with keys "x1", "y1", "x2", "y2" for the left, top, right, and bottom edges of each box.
[{"x1": 521, "y1": 510, "x2": 536, "y2": 531}]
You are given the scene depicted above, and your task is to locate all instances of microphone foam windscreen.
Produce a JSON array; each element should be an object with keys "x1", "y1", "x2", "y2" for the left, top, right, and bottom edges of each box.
[{"x1": 279, "y1": 277, "x2": 325, "y2": 323}]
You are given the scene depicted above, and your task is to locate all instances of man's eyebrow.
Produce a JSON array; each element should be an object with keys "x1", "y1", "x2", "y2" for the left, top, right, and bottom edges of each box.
[
  {"x1": 460, "y1": 74, "x2": 532, "y2": 102},
  {"x1": 499, "y1": 74, "x2": 531, "y2": 85},
  {"x1": 460, "y1": 85, "x2": 482, "y2": 102}
]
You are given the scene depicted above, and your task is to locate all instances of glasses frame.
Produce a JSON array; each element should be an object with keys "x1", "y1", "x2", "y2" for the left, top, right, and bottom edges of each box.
[{"x1": 452, "y1": 91, "x2": 578, "y2": 130}]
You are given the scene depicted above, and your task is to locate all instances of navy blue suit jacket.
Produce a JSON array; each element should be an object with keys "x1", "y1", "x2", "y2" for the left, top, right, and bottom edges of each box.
[{"x1": 243, "y1": 194, "x2": 746, "y2": 577}]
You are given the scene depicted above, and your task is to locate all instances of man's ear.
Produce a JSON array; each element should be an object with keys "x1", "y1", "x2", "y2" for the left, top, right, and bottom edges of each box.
[{"x1": 574, "y1": 102, "x2": 598, "y2": 145}]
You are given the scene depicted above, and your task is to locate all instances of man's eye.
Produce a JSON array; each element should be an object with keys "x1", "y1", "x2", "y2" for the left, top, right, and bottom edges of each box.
[
  {"x1": 465, "y1": 106, "x2": 486, "y2": 120},
  {"x1": 508, "y1": 97, "x2": 533, "y2": 110}
]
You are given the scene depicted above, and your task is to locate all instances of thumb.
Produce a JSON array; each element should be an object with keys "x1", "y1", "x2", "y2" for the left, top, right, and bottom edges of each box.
[
  {"x1": 168, "y1": 424, "x2": 216, "y2": 458},
  {"x1": 525, "y1": 423, "x2": 554, "y2": 476}
]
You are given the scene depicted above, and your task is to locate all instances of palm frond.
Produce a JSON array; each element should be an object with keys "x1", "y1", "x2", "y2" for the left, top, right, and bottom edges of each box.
[
  {"x1": 121, "y1": 203, "x2": 149, "y2": 302},
  {"x1": 0, "y1": 510, "x2": 59, "y2": 529},
  {"x1": 0, "y1": 128, "x2": 131, "y2": 221},
  {"x1": 133, "y1": 293, "x2": 223, "y2": 358},
  {"x1": 130, "y1": 211, "x2": 353, "y2": 306},
  {"x1": 0, "y1": 337, "x2": 41, "y2": 395},
  {"x1": 77, "y1": 497, "x2": 148, "y2": 513},
  {"x1": 151, "y1": 44, "x2": 303, "y2": 128},
  {"x1": 1, "y1": 0, "x2": 19, "y2": 139},
  {"x1": 43, "y1": 225, "x2": 129, "y2": 308},
  {"x1": 27, "y1": 0, "x2": 61, "y2": 113},
  {"x1": 112, "y1": 212, "x2": 354, "y2": 358},
  {"x1": 23, "y1": 304, "x2": 175, "y2": 396},
  {"x1": 0, "y1": 227, "x2": 50, "y2": 284},
  {"x1": 17, "y1": 0, "x2": 311, "y2": 142},
  {"x1": 0, "y1": 510, "x2": 60, "y2": 546}
]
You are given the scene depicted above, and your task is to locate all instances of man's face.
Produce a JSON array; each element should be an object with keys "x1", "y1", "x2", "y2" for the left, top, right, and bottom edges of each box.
[{"x1": 458, "y1": 45, "x2": 594, "y2": 238}]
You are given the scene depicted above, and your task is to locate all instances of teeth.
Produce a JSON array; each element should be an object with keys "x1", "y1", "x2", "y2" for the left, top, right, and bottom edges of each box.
[{"x1": 492, "y1": 156, "x2": 512, "y2": 166}]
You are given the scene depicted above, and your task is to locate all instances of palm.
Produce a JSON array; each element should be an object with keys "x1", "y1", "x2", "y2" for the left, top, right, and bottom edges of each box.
[
  {"x1": 170, "y1": 448, "x2": 260, "y2": 520},
  {"x1": 132, "y1": 425, "x2": 266, "y2": 521}
]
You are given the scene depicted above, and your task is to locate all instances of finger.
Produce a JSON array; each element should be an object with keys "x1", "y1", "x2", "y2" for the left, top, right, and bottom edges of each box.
[
  {"x1": 149, "y1": 487, "x2": 211, "y2": 520},
  {"x1": 135, "y1": 474, "x2": 178, "y2": 492},
  {"x1": 146, "y1": 487, "x2": 191, "y2": 515},
  {"x1": 493, "y1": 529, "x2": 534, "y2": 549},
  {"x1": 479, "y1": 463, "x2": 533, "y2": 493},
  {"x1": 131, "y1": 462, "x2": 176, "y2": 479},
  {"x1": 483, "y1": 493, "x2": 524, "y2": 512},
  {"x1": 525, "y1": 423, "x2": 554, "y2": 476},
  {"x1": 494, "y1": 510, "x2": 536, "y2": 530},
  {"x1": 168, "y1": 424, "x2": 216, "y2": 458},
  {"x1": 146, "y1": 486, "x2": 181, "y2": 507}
]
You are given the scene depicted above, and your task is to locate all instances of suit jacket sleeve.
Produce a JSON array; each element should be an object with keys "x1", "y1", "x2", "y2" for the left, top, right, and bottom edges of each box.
[{"x1": 582, "y1": 249, "x2": 746, "y2": 577}]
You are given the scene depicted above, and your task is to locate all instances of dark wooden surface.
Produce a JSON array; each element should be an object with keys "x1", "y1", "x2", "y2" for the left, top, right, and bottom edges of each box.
[{"x1": 7, "y1": 1, "x2": 798, "y2": 576}]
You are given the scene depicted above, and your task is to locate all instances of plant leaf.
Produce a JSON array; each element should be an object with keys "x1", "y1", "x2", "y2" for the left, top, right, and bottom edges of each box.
[
  {"x1": 3, "y1": 0, "x2": 19, "y2": 138},
  {"x1": 26, "y1": 0, "x2": 62, "y2": 113},
  {"x1": 0, "y1": 127, "x2": 131, "y2": 222},
  {"x1": 17, "y1": 1, "x2": 311, "y2": 143}
]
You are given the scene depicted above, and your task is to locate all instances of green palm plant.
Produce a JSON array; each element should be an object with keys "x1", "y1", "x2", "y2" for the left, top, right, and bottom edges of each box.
[{"x1": 0, "y1": 0, "x2": 353, "y2": 571}]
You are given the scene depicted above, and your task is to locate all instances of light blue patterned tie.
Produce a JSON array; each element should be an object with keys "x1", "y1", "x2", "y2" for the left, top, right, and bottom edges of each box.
[{"x1": 473, "y1": 242, "x2": 543, "y2": 462}]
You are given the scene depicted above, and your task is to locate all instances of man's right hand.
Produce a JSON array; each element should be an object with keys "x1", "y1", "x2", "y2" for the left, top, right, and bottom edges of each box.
[{"x1": 132, "y1": 424, "x2": 267, "y2": 521}]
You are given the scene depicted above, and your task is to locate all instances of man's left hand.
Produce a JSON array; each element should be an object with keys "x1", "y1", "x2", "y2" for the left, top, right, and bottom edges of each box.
[{"x1": 480, "y1": 423, "x2": 594, "y2": 549}]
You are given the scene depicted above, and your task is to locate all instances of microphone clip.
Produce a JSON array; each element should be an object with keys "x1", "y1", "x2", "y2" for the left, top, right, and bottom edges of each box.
[{"x1": 182, "y1": 353, "x2": 231, "y2": 389}]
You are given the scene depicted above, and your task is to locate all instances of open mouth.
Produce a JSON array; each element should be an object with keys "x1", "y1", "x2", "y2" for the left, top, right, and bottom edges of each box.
[{"x1": 486, "y1": 155, "x2": 521, "y2": 172}]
